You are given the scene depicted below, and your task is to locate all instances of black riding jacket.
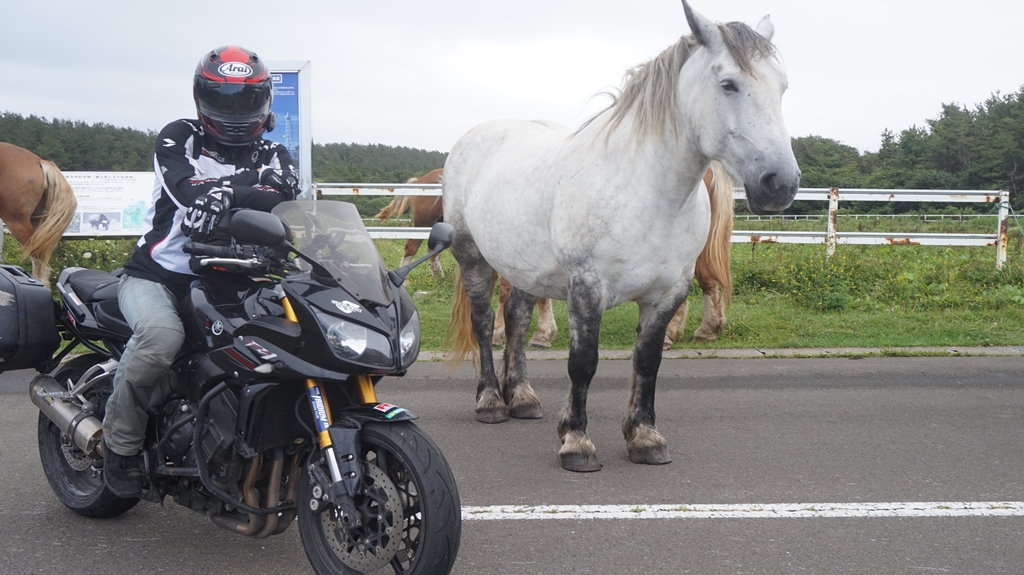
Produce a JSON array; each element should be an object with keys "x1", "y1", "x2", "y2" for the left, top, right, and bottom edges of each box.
[{"x1": 122, "y1": 119, "x2": 296, "y2": 298}]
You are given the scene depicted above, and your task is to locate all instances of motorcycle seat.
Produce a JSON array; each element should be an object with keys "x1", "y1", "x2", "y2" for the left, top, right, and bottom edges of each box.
[
  {"x1": 94, "y1": 299, "x2": 133, "y2": 338},
  {"x1": 66, "y1": 269, "x2": 121, "y2": 303}
]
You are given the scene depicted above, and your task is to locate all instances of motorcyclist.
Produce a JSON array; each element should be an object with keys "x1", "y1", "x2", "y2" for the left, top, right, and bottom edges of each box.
[{"x1": 101, "y1": 46, "x2": 300, "y2": 498}]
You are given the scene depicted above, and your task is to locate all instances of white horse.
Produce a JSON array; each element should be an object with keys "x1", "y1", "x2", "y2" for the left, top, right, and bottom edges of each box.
[{"x1": 445, "y1": 0, "x2": 800, "y2": 472}]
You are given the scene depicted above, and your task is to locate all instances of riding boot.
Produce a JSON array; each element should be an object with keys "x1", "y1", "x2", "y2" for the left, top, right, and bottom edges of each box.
[{"x1": 103, "y1": 440, "x2": 143, "y2": 499}]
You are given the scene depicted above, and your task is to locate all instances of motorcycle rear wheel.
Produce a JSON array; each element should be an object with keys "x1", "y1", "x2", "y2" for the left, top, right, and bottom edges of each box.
[
  {"x1": 37, "y1": 354, "x2": 139, "y2": 518},
  {"x1": 298, "y1": 420, "x2": 461, "y2": 575}
]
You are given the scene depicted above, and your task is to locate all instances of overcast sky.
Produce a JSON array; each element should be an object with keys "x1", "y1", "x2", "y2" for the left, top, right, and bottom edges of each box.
[{"x1": 2, "y1": 0, "x2": 1022, "y2": 155}]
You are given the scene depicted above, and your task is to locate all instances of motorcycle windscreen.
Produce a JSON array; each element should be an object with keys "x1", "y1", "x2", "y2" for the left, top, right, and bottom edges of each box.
[{"x1": 273, "y1": 200, "x2": 394, "y2": 306}]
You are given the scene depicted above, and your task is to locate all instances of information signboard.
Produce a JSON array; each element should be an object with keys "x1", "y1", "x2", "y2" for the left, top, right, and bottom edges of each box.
[
  {"x1": 62, "y1": 172, "x2": 154, "y2": 237},
  {"x1": 267, "y1": 61, "x2": 312, "y2": 198}
]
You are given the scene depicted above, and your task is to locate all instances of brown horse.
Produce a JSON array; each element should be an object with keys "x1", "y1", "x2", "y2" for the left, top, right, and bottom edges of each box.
[
  {"x1": 374, "y1": 168, "x2": 445, "y2": 278},
  {"x1": 0, "y1": 143, "x2": 78, "y2": 286}
]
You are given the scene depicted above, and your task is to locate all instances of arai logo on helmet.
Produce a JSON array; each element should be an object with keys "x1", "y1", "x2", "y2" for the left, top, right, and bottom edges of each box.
[{"x1": 217, "y1": 62, "x2": 253, "y2": 78}]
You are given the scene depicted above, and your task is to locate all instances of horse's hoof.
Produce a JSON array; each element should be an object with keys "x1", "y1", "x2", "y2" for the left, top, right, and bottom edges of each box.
[
  {"x1": 628, "y1": 444, "x2": 672, "y2": 465},
  {"x1": 559, "y1": 430, "x2": 600, "y2": 471},
  {"x1": 476, "y1": 405, "x2": 510, "y2": 424},
  {"x1": 508, "y1": 402, "x2": 543, "y2": 419},
  {"x1": 527, "y1": 337, "x2": 552, "y2": 349},
  {"x1": 505, "y1": 382, "x2": 542, "y2": 419},
  {"x1": 560, "y1": 452, "x2": 602, "y2": 472}
]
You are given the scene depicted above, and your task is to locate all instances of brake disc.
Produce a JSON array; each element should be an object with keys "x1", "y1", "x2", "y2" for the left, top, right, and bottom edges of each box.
[
  {"x1": 321, "y1": 462, "x2": 405, "y2": 572},
  {"x1": 61, "y1": 441, "x2": 93, "y2": 472}
]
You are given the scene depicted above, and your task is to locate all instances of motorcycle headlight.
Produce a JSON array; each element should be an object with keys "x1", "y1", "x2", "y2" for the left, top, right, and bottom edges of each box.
[
  {"x1": 399, "y1": 310, "x2": 420, "y2": 368},
  {"x1": 316, "y1": 311, "x2": 393, "y2": 367}
]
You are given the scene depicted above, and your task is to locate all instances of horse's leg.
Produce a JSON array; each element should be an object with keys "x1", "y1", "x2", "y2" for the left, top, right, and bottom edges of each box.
[
  {"x1": 556, "y1": 277, "x2": 604, "y2": 472},
  {"x1": 452, "y1": 237, "x2": 507, "y2": 423},
  {"x1": 500, "y1": 286, "x2": 543, "y2": 419},
  {"x1": 622, "y1": 293, "x2": 688, "y2": 465},
  {"x1": 692, "y1": 276, "x2": 725, "y2": 343},
  {"x1": 429, "y1": 253, "x2": 444, "y2": 279},
  {"x1": 663, "y1": 298, "x2": 689, "y2": 350},
  {"x1": 400, "y1": 238, "x2": 424, "y2": 268},
  {"x1": 527, "y1": 297, "x2": 557, "y2": 348},
  {"x1": 491, "y1": 277, "x2": 511, "y2": 347},
  {"x1": 411, "y1": 195, "x2": 443, "y2": 278}
]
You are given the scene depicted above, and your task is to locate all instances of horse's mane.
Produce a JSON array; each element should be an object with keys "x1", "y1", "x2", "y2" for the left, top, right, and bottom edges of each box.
[{"x1": 583, "y1": 21, "x2": 777, "y2": 144}]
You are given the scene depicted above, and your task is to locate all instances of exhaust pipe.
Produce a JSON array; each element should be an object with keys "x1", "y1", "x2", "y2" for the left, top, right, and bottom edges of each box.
[{"x1": 30, "y1": 374, "x2": 105, "y2": 458}]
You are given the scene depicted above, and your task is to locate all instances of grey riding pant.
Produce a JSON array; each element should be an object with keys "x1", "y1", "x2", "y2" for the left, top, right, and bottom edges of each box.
[{"x1": 101, "y1": 275, "x2": 185, "y2": 456}]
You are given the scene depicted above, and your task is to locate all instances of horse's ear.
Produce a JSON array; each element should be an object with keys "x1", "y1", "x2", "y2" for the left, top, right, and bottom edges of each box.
[
  {"x1": 682, "y1": 1, "x2": 723, "y2": 53},
  {"x1": 755, "y1": 14, "x2": 774, "y2": 41}
]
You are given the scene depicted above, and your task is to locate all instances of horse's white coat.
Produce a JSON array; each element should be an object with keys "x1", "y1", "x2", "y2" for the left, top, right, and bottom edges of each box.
[
  {"x1": 444, "y1": 3, "x2": 797, "y2": 311},
  {"x1": 445, "y1": 118, "x2": 710, "y2": 308},
  {"x1": 445, "y1": 1, "x2": 801, "y2": 468}
]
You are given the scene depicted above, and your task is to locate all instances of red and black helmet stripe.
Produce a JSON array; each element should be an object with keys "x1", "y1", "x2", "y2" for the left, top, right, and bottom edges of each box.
[{"x1": 196, "y1": 45, "x2": 270, "y2": 84}]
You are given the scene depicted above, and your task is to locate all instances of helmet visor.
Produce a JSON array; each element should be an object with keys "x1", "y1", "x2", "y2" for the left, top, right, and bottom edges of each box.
[{"x1": 195, "y1": 80, "x2": 272, "y2": 122}]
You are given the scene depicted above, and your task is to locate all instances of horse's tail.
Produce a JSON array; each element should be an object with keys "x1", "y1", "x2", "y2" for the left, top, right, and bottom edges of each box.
[
  {"x1": 22, "y1": 160, "x2": 77, "y2": 284},
  {"x1": 695, "y1": 160, "x2": 733, "y2": 305},
  {"x1": 374, "y1": 175, "x2": 422, "y2": 222},
  {"x1": 373, "y1": 196, "x2": 411, "y2": 222},
  {"x1": 445, "y1": 267, "x2": 495, "y2": 369}
]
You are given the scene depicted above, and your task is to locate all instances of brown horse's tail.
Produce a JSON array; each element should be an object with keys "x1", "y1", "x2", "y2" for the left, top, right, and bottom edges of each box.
[
  {"x1": 374, "y1": 175, "x2": 421, "y2": 222},
  {"x1": 22, "y1": 160, "x2": 77, "y2": 284},
  {"x1": 445, "y1": 267, "x2": 496, "y2": 370},
  {"x1": 695, "y1": 160, "x2": 733, "y2": 305},
  {"x1": 373, "y1": 196, "x2": 411, "y2": 222}
]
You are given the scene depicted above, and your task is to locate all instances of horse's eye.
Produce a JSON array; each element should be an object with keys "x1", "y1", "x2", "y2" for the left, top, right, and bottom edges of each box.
[{"x1": 721, "y1": 80, "x2": 739, "y2": 93}]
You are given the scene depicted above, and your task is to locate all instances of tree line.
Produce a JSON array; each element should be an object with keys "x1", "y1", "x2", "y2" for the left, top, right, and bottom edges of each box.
[
  {"x1": 2, "y1": 85, "x2": 1021, "y2": 212},
  {"x1": 789, "y1": 87, "x2": 1023, "y2": 213},
  {"x1": 0, "y1": 111, "x2": 447, "y2": 184}
]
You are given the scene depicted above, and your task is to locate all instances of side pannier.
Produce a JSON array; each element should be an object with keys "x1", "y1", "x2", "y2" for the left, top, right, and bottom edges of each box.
[{"x1": 0, "y1": 265, "x2": 59, "y2": 373}]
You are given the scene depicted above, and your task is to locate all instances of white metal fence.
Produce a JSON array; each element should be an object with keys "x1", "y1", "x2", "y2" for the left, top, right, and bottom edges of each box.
[{"x1": 315, "y1": 183, "x2": 1012, "y2": 268}]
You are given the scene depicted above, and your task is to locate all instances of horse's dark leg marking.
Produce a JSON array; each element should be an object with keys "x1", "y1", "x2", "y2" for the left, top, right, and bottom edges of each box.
[
  {"x1": 451, "y1": 233, "x2": 507, "y2": 423},
  {"x1": 623, "y1": 290, "x2": 690, "y2": 465},
  {"x1": 557, "y1": 273, "x2": 604, "y2": 472},
  {"x1": 501, "y1": 286, "x2": 543, "y2": 419}
]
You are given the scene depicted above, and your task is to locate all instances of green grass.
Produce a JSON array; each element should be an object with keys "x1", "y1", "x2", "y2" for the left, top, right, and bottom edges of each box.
[
  {"x1": 7, "y1": 217, "x2": 1022, "y2": 353},
  {"x1": 378, "y1": 224, "x2": 1024, "y2": 351}
]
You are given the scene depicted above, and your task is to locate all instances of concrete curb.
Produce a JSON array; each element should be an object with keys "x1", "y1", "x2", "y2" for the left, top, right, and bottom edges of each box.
[{"x1": 418, "y1": 346, "x2": 1024, "y2": 362}]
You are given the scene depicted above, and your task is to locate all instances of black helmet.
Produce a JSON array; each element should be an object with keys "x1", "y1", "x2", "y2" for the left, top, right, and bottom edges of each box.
[{"x1": 193, "y1": 46, "x2": 276, "y2": 146}]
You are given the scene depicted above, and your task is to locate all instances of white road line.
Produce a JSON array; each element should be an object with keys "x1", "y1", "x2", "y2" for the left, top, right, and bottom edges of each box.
[{"x1": 462, "y1": 502, "x2": 1024, "y2": 521}]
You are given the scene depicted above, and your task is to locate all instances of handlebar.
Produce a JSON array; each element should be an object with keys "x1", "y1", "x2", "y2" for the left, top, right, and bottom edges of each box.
[{"x1": 183, "y1": 242, "x2": 255, "y2": 259}]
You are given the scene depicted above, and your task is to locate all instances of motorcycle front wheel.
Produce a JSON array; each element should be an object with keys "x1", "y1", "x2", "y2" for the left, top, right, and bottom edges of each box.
[
  {"x1": 297, "y1": 420, "x2": 461, "y2": 575},
  {"x1": 37, "y1": 354, "x2": 139, "y2": 518}
]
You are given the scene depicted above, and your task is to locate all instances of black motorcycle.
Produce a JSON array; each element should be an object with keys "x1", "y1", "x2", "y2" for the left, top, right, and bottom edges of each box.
[{"x1": 11, "y1": 200, "x2": 461, "y2": 575}]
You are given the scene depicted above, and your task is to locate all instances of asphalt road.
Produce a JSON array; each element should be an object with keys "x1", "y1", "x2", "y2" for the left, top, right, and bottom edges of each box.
[{"x1": 1, "y1": 354, "x2": 1022, "y2": 574}]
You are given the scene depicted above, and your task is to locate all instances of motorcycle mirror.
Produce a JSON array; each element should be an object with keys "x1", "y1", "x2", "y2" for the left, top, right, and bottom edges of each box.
[
  {"x1": 229, "y1": 210, "x2": 289, "y2": 247},
  {"x1": 389, "y1": 222, "x2": 456, "y2": 285},
  {"x1": 426, "y1": 222, "x2": 456, "y2": 253}
]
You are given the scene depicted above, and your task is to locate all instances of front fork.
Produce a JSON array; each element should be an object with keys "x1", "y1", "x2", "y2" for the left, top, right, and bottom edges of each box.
[{"x1": 284, "y1": 297, "x2": 374, "y2": 523}]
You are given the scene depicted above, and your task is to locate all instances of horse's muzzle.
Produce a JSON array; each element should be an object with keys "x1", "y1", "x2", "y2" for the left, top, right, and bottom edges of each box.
[{"x1": 744, "y1": 171, "x2": 800, "y2": 216}]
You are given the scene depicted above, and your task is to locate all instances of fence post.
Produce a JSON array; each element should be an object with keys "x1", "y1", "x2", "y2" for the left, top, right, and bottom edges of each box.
[
  {"x1": 826, "y1": 187, "x2": 839, "y2": 260},
  {"x1": 997, "y1": 190, "x2": 1009, "y2": 269}
]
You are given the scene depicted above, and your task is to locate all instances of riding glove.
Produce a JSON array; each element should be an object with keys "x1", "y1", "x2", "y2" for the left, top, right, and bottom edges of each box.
[{"x1": 181, "y1": 188, "x2": 233, "y2": 242}]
